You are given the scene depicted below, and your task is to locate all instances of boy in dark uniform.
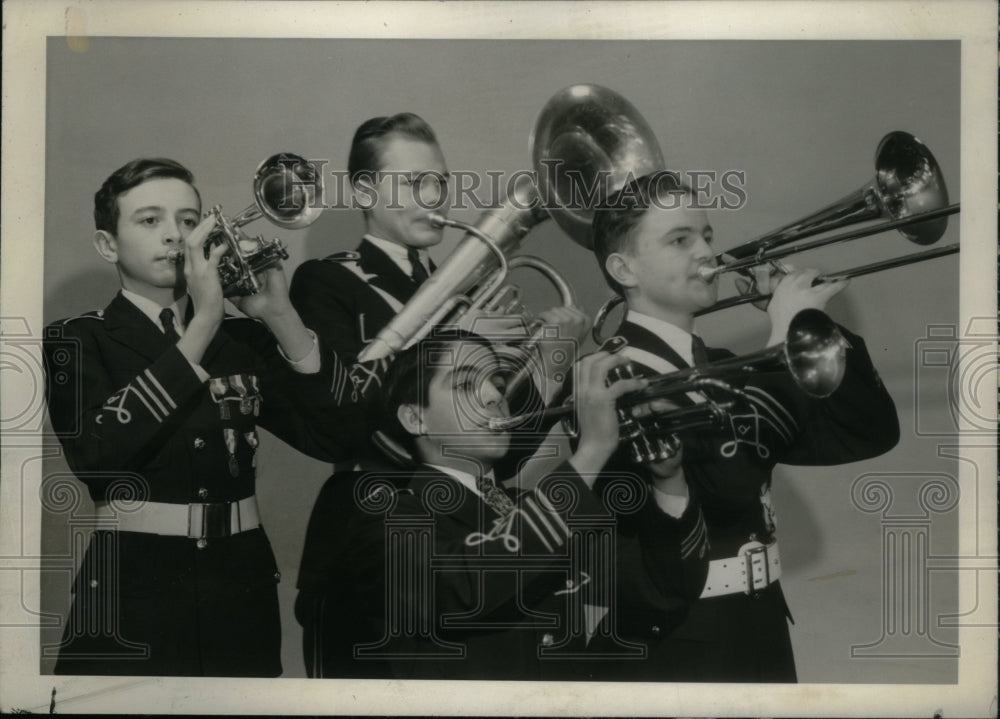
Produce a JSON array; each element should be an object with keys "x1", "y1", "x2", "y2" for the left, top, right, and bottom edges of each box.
[
  {"x1": 44, "y1": 158, "x2": 369, "y2": 677},
  {"x1": 330, "y1": 332, "x2": 709, "y2": 680},
  {"x1": 589, "y1": 172, "x2": 900, "y2": 681},
  {"x1": 290, "y1": 113, "x2": 587, "y2": 675}
]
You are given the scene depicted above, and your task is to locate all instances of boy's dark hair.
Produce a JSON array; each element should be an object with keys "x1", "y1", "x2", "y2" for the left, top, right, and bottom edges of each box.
[
  {"x1": 94, "y1": 158, "x2": 200, "y2": 235},
  {"x1": 347, "y1": 113, "x2": 439, "y2": 188},
  {"x1": 377, "y1": 330, "x2": 495, "y2": 458},
  {"x1": 591, "y1": 171, "x2": 693, "y2": 294}
]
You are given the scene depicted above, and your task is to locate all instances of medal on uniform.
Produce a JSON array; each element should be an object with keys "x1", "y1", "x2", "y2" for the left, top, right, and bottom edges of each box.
[
  {"x1": 209, "y1": 377, "x2": 230, "y2": 420},
  {"x1": 232, "y1": 375, "x2": 252, "y2": 415},
  {"x1": 243, "y1": 430, "x2": 259, "y2": 468},
  {"x1": 224, "y1": 428, "x2": 239, "y2": 477}
]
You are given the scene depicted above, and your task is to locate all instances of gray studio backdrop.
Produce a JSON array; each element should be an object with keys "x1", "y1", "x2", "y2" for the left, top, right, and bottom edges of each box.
[{"x1": 41, "y1": 38, "x2": 960, "y2": 681}]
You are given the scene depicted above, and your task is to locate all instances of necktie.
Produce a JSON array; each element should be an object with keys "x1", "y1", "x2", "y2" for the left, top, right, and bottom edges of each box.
[
  {"x1": 476, "y1": 474, "x2": 516, "y2": 516},
  {"x1": 407, "y1": 247, "x2": 429, "y2": 285},
  {"x1": 159, "y1": 307, "x2": 181, "y2": 344},
  {"x1": 691, "y1": 334, "x2": 709, "y2": 368}
]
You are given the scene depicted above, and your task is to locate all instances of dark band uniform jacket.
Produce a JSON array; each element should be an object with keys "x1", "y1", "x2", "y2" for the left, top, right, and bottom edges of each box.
[
  {"x1": 43, "y1": 292, "x2": 370, "y2": 677},
  {"x1": 601, "y1": 318, "x2": 899, "y2": 682},
  {"x1": 320, "y1": 463, "x2": 709, "y2": 680},
  {"x1": 289, "y1": 238, "x2": 545, "y2": 422},
  {"x1": 290, "y1": 238, "x2": 430, "y2": 364}
]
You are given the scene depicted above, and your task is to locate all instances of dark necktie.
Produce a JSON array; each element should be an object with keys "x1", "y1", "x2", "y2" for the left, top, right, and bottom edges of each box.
[
  {"x1": 691, "y1": 333, "x2": 709, "y2": 368},
  {"x1": 476, "y1": 474, "x2": 515, "y2": 516},
  {"x1": 407, "y1": 247, "x2": 429, "y2": 285},
  {"x1": 159, "y1": 307, "x2": 181, "y2": 344}
]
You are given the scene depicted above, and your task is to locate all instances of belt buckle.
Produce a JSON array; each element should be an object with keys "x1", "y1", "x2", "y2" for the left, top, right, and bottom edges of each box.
[
  {"x1": 188, "y1": 502, "x2": 233, "y2": 539},
  {"x1": 742, "y1": 542, "x2": 770, "y2": 596}
]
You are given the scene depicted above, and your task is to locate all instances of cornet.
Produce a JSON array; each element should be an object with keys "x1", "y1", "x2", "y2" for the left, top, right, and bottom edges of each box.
[
  {"x1": 491, "y1": 309, "x2": 848, "y2": 464},
  {"x1": 167, "y1": 153, "x2": 323, "y2": 297}
]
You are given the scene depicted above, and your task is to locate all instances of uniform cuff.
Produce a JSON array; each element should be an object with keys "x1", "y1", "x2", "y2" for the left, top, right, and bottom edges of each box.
[{"x1": 279, "y1": 329, "x2": 321, "y2": 374}]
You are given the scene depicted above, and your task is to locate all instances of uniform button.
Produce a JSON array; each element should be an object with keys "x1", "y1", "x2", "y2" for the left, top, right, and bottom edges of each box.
[
  {"x1": 89, "y1": 579, "x2": 99, "y2": 589},
  {"x1": 274, "y1": 572, "x2": 282, "y2": 582},
  {"x1": 541, "y1": 633, "x2": 554, "y2": 647},
  {"x1": 197, "y1": 488, "x2": 209, "y2": 499},
  {"x1": 193, "y1": 437, "x2": 206, "y2": 450},
  {"x1": 651, "y1": 625, "x2": 661, "y2": 636},
  {"x1": 196, "y1": 538, "x2": 208, "y2": 550}
]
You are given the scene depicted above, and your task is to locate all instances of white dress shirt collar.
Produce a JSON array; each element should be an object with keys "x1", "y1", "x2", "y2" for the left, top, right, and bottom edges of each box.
[
  {"x1": 364, "y1": 234, "x2": 429, "y2": 277},
  {"x1": 625, "y1": 310, "x2": 697, "y2": 366},
  {"x1": 121, "y1": 290, "x2": 189, "y2": 336}
]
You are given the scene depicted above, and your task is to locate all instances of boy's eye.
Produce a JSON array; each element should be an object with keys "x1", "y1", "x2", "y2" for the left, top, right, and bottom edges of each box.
[
  {"x1": 180, "y1": 218, "x2": 198, "y2": 229},
  {"x1": 140, "y1": 216, "x2": 159, "y2": 226}
]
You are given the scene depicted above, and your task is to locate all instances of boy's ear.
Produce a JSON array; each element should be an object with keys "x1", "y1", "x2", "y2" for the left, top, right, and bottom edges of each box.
[
  {"x1": 606, "y1": 252, "x2": 637, "y2": 289},
  {"x1": 93, "y1": 230, "x2": 118, "y2": 264},
  {"x1": 396, "y1": 403, "x2": 424, "y2": 436}
]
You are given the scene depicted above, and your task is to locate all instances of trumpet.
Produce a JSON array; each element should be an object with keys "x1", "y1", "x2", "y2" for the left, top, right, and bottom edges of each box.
[
  {"x1": 491, "y1": 309, "x2": 848, "y2": 463},
  {"x1": 167, "y1": 153, "x2": 323, "y2": 297}
]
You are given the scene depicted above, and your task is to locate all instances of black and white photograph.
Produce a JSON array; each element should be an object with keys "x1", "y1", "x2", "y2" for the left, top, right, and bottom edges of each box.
[{"x1": 1, "y1": 1, "x2": 995, "y2": 716}]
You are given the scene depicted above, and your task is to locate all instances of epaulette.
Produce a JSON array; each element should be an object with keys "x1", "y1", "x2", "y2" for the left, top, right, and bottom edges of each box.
[
  {"x1": 58, "y1": 309, "x2": 105, "y2": 324},
  {"x1": 322, "y1": 251, "x2": 362, "y2": 263}
]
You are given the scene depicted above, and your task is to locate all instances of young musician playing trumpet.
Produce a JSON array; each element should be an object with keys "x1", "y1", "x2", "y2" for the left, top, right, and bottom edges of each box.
[
  {"x1": 333, "y1": 331, "x2": 710, "y2": 680},
  {"x1": 43, "y1": 158, "x2": 371, "y2": 677},
  {"x1": 590, "y1": 172, "x2": 899, "y2": 681}
]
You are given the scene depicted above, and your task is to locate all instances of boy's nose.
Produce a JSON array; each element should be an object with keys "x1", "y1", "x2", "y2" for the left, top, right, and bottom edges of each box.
[
  {"x1": 162, "y1": 220, "x2": 181, "y2": 242},
  {"x1": 478, "y1": 381, "x2": 504, "y2": 407},
  {"x1": 692, "y1": 235, "x2": 715, "y2": 262}
]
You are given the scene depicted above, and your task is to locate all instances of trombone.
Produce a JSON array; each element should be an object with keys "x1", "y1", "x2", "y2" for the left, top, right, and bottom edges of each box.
[
  {"x1": 695, "y1": 131, "x2": 960, "y2": 314},
  {"x1": 492, "y1": 309, "x2": 848, "y2": 463}
]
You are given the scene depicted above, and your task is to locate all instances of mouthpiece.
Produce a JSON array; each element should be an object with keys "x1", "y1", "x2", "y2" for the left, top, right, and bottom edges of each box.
[
  {"x1": 427, "y1": 212, "x2": 449, "y2": 229},
  {"x1": 166, "y1": 249, "x2": 185, "y2": 263},
  {"x1": 488, "y1": 415, "x2": 529, "y2": 432},
  {"x1": 697, "y1": 265, "x2": 719, "y2": 281}
]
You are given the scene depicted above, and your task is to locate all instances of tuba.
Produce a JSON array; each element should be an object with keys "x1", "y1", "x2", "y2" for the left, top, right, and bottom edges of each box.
[
  {"x1": 357, "y1": 85, "x2": 666, "y2": 397},
  {"x1": 169, "y1": 153, "x2": 323, "y2": 297}
]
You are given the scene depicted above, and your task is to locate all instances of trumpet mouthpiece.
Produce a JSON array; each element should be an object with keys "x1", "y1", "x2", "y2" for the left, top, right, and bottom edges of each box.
[
  {"x1": 427, "y1": 212, "x2": 448, "y2": 229},
  {"x1": 166, "y1": 249, "x2": 185, "y2": 263},
  {"x1": 488, "y1": 416, "x2": 516, "y2": 432}
]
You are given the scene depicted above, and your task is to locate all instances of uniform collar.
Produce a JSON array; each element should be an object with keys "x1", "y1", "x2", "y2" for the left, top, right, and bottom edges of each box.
[
  {"x1": 625, "y1": 309, "x2": 696, "y2": 366},
  {"x1": 120, "y1": 289, "x2": 190, "y2": 334},
  {"x1": 363, "y1": 234, "x2": 430, "y2": 277},
  {"x1": 424, "y1": 462, "x2": 497, "y2": 498}
]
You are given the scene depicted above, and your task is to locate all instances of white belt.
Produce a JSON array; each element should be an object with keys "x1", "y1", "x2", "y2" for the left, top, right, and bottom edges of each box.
[
  {"x1": 700, "y1": 539, "x2": 781, "y2": 598},
  {"x1": 94, "y1": 496, "x2": 261, "y2": 539}
]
